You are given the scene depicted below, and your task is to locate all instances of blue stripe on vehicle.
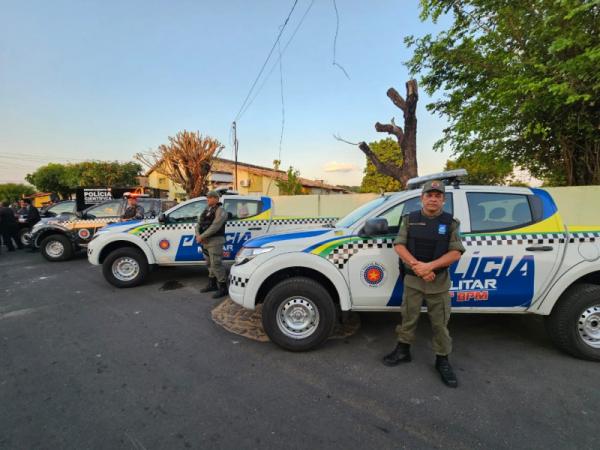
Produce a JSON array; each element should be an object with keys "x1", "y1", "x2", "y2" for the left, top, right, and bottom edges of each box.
[
  {"x1": 531, "y1": 188, "x2": 558, "y2": 219},
  {"x1": 260, "y1": 196, "x2": 272, "y2": 212},
  {"x1": 245, "y1": 229, "x2": 330, "y2": 248},
  {"x1": 103, "y1": 220, "x2": 144, "y2": 229},
  {"x1": 386, "y1": 276, "x2": 404, "y2": 306}
]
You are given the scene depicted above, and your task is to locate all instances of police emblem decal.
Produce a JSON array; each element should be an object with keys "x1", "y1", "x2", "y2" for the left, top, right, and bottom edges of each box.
[
  {"x1": 159, "y1": 239, "x2": 170, "y2": 250},
  {"x1": 361, "y1": 262, "x2": 385, "y2": 287},
  {"x1": 438, "y1": 224, "x2": 447, "y2": 234},
  {"x1": 78, "y1": 228, "x2": 91, "y2": 240}
]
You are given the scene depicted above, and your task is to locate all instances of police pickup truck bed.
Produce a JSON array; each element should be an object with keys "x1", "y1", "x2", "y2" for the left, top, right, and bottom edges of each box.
[
  {"x1": 228, "y1": 172, "x2": 600, "y2": 361},
  {"x1": 87, "y1": 195, "x2": 336, "y2": 288}
]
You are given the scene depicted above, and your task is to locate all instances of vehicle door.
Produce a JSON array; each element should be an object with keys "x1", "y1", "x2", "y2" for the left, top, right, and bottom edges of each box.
[
  {"x1": 222, "y1": 198, "x2": 266, "y2": 261},
  {"x1": 454, "y1": 190, "x2": 565, "y2": 308},
  {"x1": 347, "y1": 194, "x2": 454, "y2": 308},
  {"x1": 75, "y1": 199, "x2": 123, "y2": 244},
  {"x1": 145, "y1": 200, "x2": 207, "y2": 264}
]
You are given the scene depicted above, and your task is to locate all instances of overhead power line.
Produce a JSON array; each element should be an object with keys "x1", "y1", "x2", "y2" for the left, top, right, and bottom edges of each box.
[
  {"x1": 234, "y1": 0, "x2": 299, "y2": 122},
  {"x1": 237, "y1": 0, "x2": 316, "y2": 120},
  {"x1": 332, "y1": 0, "x2": 350, "y2": 79}
]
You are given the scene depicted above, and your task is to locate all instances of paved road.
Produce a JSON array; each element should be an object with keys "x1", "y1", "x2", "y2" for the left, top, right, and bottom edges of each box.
[{"x1": 1, "y1": 250, "x2": 599, "y2": 449}]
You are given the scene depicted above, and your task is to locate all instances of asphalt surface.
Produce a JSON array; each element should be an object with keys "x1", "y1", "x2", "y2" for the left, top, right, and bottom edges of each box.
[{"x1": 1, "y1": 250, "x2": 599, "y2": 450}]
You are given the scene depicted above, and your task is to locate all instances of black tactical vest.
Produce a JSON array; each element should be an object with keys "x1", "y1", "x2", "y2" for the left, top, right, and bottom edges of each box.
[
  {"x1": 403, "y1": 210, "x2": 453, "y2": 276},
  {"x1": 198, "y1": 203, "x2": 226, "y2": 236}
]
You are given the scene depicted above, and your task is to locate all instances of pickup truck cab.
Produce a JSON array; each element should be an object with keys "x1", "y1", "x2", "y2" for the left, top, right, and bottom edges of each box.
[
  {"x1": 87, "y1": 194, "x2": 336, "y2": 288},
  {"x1": 229, "y1": 170, "x2": 600, "y2": 361}
]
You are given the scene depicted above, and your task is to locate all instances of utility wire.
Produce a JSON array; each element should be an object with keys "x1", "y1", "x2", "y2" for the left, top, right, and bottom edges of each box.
[
  {"x1": 332, "y1": 0, "x2": 350, "y2": 79},
  {"x1": 238, "y1": 0, "x2": 315, "y2": 120},
  {"x1": 234, "y1": 0, "x2": 299, "y2": 122},
  {"x1": 277, "y1": 39, "x2": 285, "y2": 162}
]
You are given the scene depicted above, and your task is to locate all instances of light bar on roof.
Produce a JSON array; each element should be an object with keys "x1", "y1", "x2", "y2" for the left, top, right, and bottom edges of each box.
[{"x1": 406, "y1": 169, "x2": 468, "y2": 189}]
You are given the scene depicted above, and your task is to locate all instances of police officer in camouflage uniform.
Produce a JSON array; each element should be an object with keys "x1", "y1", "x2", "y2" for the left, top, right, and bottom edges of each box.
[
  {"x1": 196, "y1": 191, "x2": 228, "y2": 298},
  {"x1": 383, "y1": 180, "x2": 465, "y2": 388},
  {"x1": 120, "y1": 196, "x2": 145, "y2": 221}
]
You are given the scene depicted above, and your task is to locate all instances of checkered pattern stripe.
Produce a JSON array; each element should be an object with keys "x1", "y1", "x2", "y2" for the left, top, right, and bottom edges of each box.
[
  {"x1": 569, "y1": 232, "x2": 600, "y2": 243},
  {"x1": 272, "y1": 217, "x2": 338, "y2": 225},
  {"x1": 462, "y1": 233, "x2": 566, "y2": 246},
  {"x1": 227, "y1": 220, "x2": 271, "y2": 227},
  {"x1": 327, "y1": 238, "x2": 394, "y2": 269},
  {"x1": 60, "y1": 218, "x2": 117, "y2": 226},
  {"x1": 229, "y1": 275, "x2": 249, "y2": 288},
  {"x1": 134, "y1": 223, "x2": 194, "y2": 241}
]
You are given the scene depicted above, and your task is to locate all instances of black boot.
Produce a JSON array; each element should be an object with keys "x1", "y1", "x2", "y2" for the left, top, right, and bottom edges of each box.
[
  {"x1": 382, "y1": 342, "x2": 412, "y2": 366},
  {"x1": 200, "y1": 277, "x2": 217, "y2": 293},
  {"x1": 212, "y1": 282, "x2": 228, "y2": 299},
  {"x1": 435, "y1": 355, "x2": 458, "y2": 388}
]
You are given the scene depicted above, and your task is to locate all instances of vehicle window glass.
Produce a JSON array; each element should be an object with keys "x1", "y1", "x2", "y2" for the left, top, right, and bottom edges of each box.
[
  {"x1": 222, "y1": 199, "x2": 262, "y2": 220},
  {"x1": 48, "y1": 201, "x2": 75, "y2": 215},
  {"x1": 336, "y1": 196, "x2": 390, "y2": 228},
  {"x1": 137, "y1": 199, "x2": 158, "y2": 217},
  {"x1": 379, "y1": 194, "x2": 453, "y2": 234},
  {"x1": 168, "y1": 200, "x2": 207, "y2": 223},
  {"x1": 467, "y1": 193, "x2": 533, "y2": 232},
  {"x1": 86, "y1": 200, "x2": 122, "y2": 218}
]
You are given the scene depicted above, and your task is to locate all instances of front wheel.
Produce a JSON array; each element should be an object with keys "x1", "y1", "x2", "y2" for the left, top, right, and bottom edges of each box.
[
  {"x1": 102, "y1": 247, "x2": 149, "y2": 288},
  {"x1": 262, "y1": 277, "x2": 337, "y2": 352},
  {"x1": 40, "y1": 234, "x2": 74, "y2": 261},
  {"x1": 546, "y1": 283, "x2": 600, "y2": 361}
]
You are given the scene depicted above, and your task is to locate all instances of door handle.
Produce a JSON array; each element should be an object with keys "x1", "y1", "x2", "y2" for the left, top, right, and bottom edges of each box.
[
  {"x1": 526, "y1": 246, "x2": 553, "y2": 252},
  {"x1": 248, "y1": 227, "x2": 262, "y2": 231}
]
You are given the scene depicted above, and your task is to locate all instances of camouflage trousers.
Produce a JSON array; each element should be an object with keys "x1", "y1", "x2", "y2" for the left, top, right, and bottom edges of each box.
[
  {"x1": 202, "y1": 236, "x2": 227, "y2": 283},
  {"x1": 396, "y1": 286, "x2": 453, "y2": 356}
]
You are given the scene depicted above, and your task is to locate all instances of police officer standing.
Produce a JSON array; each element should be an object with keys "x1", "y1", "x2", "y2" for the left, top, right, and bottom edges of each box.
[
  {"x1": 383, "y1": 180, "x2": 465, "y2": 388},
  {"x1": 196, "y1": 191, "x2": 228, "y2": 299},
  {"x1": 120, "y1": 195, "x2": 145, "y2": 221}
]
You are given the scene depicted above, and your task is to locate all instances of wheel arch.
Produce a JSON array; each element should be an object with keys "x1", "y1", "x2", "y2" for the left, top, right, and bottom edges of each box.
[
  {"x1": 533, "y1": 263, "x2": 600, "y2": 315},
  {"x1": 247, "y1": 253, "x2": 352, "y2": 311},
  {"x1": 98, "y1": 239, "x2": 154, "y2": 265}
]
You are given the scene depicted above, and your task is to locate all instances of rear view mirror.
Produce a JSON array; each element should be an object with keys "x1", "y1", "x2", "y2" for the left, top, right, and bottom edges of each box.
[{"x1": 362, "y1": 217, "x2": 389, "y2": 236}]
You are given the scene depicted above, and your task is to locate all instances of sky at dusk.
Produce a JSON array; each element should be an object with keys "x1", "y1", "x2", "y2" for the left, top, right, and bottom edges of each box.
[{"x1": 0, "y1": 0, "x2": 453, "y2": 186}]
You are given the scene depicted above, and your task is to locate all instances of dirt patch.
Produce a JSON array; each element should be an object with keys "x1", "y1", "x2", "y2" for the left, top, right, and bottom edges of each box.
[{"x1": 211, "y1": 298, "x2": 361, "y2": 342}]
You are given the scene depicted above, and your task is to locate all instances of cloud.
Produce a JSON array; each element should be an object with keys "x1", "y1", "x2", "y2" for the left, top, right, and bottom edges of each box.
[{"x1": 323, "y1": 161, "x2": 358, "y2": 173}]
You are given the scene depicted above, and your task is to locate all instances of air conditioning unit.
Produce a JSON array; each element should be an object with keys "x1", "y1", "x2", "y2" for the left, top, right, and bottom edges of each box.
[{"x1": 239, "y1": 179, "x2": 251, "y2": 188}]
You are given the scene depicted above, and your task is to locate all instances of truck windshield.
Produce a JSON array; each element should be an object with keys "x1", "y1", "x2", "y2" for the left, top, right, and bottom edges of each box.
[{"x1": 335, "y1": 196, "x2": 390, "y2": 229}]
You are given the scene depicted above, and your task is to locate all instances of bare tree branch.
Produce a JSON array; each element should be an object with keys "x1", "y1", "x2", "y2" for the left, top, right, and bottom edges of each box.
[
  {"x1": 358, "y1": 141, "x2": 403, "y2": 180},
  {"x1": 333, "y1": 133, "x2": 360, "y2": 146},
  {"x1": 135, "y1": 130, "x2": 223, "y2": 198},
  {"x1": 386, "y1": 87, "x2": 407, "y2": 113}
]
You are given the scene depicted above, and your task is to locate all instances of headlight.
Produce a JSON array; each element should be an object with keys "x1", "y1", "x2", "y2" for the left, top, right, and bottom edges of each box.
[{"x1": 234, "y1": 246, "x2": 273, "y2": 265}]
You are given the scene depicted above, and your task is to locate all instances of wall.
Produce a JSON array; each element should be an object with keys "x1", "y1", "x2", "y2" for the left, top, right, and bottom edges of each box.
[{"x1": 271, "y1": 187, "x2": 600, "y2": 225}]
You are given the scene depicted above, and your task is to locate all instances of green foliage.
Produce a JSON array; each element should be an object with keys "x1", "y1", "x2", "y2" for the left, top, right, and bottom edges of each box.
[
  {"x1": 0, "y1": 183, "x2": 35, "y2": 203},
  {"x1": 444, "y1": 152, "x2": 514, "y2": 185},
  {"x1": 26, "y1": 161, "x2": 142, "y2": 195},
  {"x1": 360, "y1": 138, "x2": 403, "y2": 193},
  {"x1": 406, "y1": 0, "x2": 600, "y2": 185},
  {"x1": 276, "y1": 166, "x2": 304, "y2": 195}
]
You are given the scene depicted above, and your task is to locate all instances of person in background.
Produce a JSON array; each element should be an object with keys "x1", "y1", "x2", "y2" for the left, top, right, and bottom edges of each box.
[
  {"x1": 0, "y1": 201, "x2": 23, "y2": 252},
  {"x1": 120, "y1": 196, "x2": 145, "y2": 221}
]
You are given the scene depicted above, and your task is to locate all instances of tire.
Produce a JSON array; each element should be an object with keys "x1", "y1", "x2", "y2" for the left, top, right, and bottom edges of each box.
[
  {"x1": 545, "y1": 283, "x2": 600, "y2": 361},
  {"x1": 262, "y1": 276, "x2": 337, "y2": 352},
  {"x1": 102, "y1": 247, "x2": 149, "y2": 288},
  {"x1": 40, "y1": 234, "x2": 74, "y2": 262},
  {"x1": 18, "y1": 228, "x2": 31, "y2": 247}
]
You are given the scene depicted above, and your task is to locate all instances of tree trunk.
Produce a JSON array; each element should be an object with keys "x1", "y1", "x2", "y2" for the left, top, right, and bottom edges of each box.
[{"x1": 358, "y1": 80, "x2": 419, "y2": 188}]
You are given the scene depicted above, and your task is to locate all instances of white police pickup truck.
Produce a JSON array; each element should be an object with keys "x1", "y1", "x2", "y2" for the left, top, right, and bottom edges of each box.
[
  {"x1": 87, "y1": 194, "x2": 336, "y2": 288},
  {"x1": 229, "y1": 170, "x2": 600, "y2": 361}
]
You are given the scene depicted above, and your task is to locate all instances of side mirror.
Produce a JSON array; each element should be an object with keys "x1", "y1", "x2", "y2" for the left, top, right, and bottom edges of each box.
[
  {"x1": 362, "y1": 217, "x2": 389, "y2": 236},
  {"x1": 158, "y1": 213, "x2": 166, "y2": 223}
]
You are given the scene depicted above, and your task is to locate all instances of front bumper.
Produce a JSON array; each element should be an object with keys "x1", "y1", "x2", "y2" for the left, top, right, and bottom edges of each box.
[{"x1": 228, "y1": 262, "x2": 256, "y2": 309}]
